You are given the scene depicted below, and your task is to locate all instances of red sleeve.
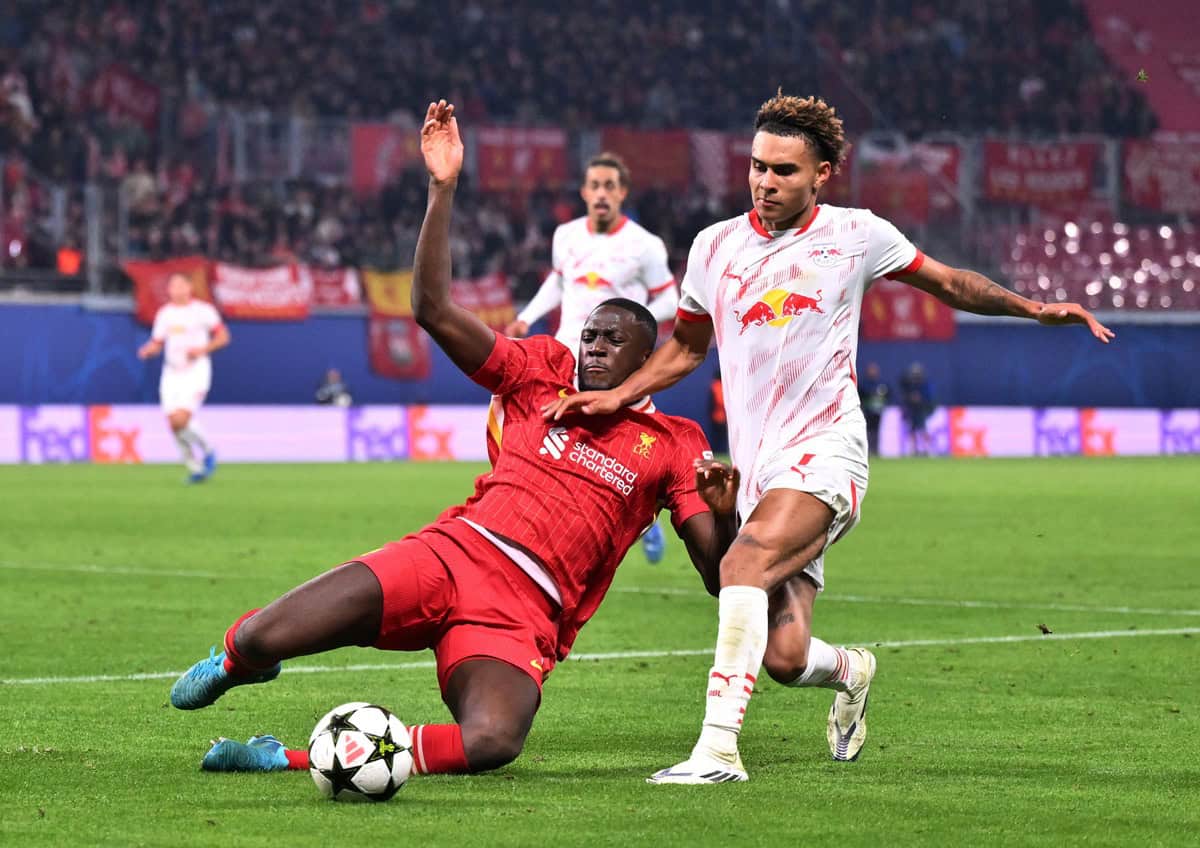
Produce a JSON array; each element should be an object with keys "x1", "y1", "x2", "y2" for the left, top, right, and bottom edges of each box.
[
  {"x1": 468, "y1": 333, "x2": 574, "y2": 396},
  {"x1": 675, "y1": 307, "x2": 712, "y2": 324},
  {"x1": 884, "y1": 250, "x2": 925, "y2": 280},
  {"x1": 662, "y1": 422, "x2": 713, "y2": 531}
]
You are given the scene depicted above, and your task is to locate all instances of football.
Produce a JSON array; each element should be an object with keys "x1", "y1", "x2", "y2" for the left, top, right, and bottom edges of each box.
[{"x1": 308, "y1": 702, "x2": 413, "y2": 802}]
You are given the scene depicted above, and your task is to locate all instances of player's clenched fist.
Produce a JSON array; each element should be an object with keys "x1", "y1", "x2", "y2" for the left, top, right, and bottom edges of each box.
[
  {"x1": 421, "y1": 100, "x2": 463, "y2": 185},
  {"x1": 694, "y1": 458, "x2": 739, "y2": 516}
]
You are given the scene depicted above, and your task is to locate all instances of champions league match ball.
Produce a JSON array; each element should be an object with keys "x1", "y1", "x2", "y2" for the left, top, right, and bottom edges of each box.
[{"x1": 308, "y1": 702, "x2": 413, "y2": 802}]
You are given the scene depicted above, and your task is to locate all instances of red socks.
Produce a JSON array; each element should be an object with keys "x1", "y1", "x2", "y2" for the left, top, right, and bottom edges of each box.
[
  {"x1": 221, "y1": 608, "x2": 276, "y2": 676},
  {"x1": 408, "y1": 724, "x2": 469, "y2": 775},
  {"x1": 282, "y1": 724, "x2": 468, "y2": 774}
]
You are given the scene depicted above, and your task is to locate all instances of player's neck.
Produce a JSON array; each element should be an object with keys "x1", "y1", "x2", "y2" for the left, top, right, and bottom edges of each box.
[
  {"x1": 588, "y1": 214, "x2": 623, "y2": 235},
  {"x1": 762, "y1": 201, "x2": 818, "y2": 233}
]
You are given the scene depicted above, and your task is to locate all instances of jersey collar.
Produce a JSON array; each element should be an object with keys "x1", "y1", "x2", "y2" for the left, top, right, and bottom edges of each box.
[
  {"x1": 747, "y1": 205, "x2": 821, "y2": 239},
  {"x1": 629, "y1": 396, "x2": 656, "y2": 414},
  {"x1": 587, "y1": 214, "x2": 629, "y2": 236}
]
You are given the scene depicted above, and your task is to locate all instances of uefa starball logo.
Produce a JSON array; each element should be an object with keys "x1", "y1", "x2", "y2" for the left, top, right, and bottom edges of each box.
[{"x1": 538, "y1": 426, "x2": 639, "y2": 495}]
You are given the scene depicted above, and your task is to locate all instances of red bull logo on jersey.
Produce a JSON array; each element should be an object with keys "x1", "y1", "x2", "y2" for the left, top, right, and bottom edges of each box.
[
  {"x1": 574, "y1": 271, "x2": 614, "y2": 290},
  {"x1": 808, "y1": 244, "x2": 855, "y2": 268},
  {"x1": 733, "y1": 288, "x2": 824, "y2": 334}
]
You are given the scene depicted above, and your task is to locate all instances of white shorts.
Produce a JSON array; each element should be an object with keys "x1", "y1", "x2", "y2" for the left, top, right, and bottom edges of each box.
[
  {"x1": 160, "y1": 362, "x2": 211, "y2": 414},
  {"x1": 737, "y1": 423, "x2": 869, "y2": 590}
]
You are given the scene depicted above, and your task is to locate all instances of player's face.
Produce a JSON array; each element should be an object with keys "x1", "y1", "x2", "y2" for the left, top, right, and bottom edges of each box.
[
  {"x1": 580, "y1": 166, "x2": 628, "y2": 229},
  {"x1": 166, "y1": 274, "x2": 193, "y2": 305},
  {"x1": 577, "y1": 307, "x2": 651, "y2": 392},
  {"x1": 749, "y1": 131, "x2": 831, "y2": 230}
]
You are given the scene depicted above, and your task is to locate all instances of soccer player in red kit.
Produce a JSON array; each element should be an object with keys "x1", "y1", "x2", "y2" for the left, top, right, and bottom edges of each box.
[{"x1": 169, "y1": 100, "x2": 740, "y2": 779}]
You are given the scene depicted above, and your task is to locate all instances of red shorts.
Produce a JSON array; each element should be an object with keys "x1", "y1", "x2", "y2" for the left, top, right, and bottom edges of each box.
[{"x1": 353, "y1": 519, "x2": 559, "y2": 694}]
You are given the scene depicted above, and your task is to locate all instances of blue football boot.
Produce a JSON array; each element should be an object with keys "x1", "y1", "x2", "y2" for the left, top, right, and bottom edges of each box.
[
  {"x1": 203, "y1": 450, "x2": 217, "y2": 478},
  {"x1": 170, "y1": 647, "x2": 281, "y2": 710},
  {"x1": 641, "y1": 519, "x2": 665, "y2": 564},
  {"x1": 202, "y1": 735, "x2": 290, "y2": 772}
]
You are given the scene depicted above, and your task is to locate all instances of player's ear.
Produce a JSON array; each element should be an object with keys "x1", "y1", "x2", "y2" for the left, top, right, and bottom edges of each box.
[{"x1": 813, "y1": 160, "x2": 832, "y2": 191}]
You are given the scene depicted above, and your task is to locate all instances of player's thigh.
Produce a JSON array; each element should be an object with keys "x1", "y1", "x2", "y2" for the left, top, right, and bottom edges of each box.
[
  {"x1": 240, "y1": 562, "x2": 384, "y2": 659},
  {"x1": 722, "y1": 488, "x2": 833, "y2": 590},
  {"x1": 762, "y1": 574, "x2": 819, "y2": 683}
]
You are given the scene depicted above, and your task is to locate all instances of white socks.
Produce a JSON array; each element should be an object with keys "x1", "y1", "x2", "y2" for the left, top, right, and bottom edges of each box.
[
  {"x1": 693, "y1": 586, "x2": 769, "y2": 763},
  {"x1": 173, "y1": 420, "x2": 210, "y2": 472},
  {"x1": 173, "y1": 429, "x2": 202, "y2": 473},
  {"x1": 179, "y1": 421, "x2": 211, "y2": 454},
  {"x1": 784, "y1": 636, "x2": 852, "y2": 691}
]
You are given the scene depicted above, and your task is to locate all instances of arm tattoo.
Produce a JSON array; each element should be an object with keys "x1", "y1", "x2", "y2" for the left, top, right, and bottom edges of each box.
[{"x1": 939, "y1": 269, "x2": 1036, "y2": 318}]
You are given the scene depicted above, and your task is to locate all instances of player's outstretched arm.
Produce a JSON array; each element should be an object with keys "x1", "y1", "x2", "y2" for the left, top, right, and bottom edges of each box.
[
  {"x1": 137, "y1": 338, "x2": 163, "y2": 360},
  {"x1": 542, "y1": 317, "x2": 712, "y2": 419},
  {"x1": 412, "y1": 100, "x2": 498, "y2": 375},
  {"x1": 506, "y1": 271, "x2": 563, "y2": 337},
  {"x1": 678, "y1": 458, "x2": 740, "y2": 597},
  {"x1": 895, "y1": 255, "x2": 1114, "y2": 343}
]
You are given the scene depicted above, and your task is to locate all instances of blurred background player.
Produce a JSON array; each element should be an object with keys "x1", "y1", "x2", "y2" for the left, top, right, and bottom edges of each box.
[
  {"x1": 900, "y1": 362, "x2": 934, "y2": 456},
  {"x1": 858, "y1": 362, "x2": 889, "y2": 456},
  {"x1": 547, "y1": 91, "x2": 1113, "y2": 783},
  {"x1": 503, "y1": 152, "x2": 680, "y2": 563},
  {"x1": 174, "y1": 101, "x2": 737, "y2": 779},
  {"x1": 136, "y1": 273, "x2": 229, "y2": 483},
  {"x1": 314, "y1": 367, "x2": 352, "y2": 407}
]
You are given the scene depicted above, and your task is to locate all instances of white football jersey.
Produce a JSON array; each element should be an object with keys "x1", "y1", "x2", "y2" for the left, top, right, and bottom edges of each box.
[
  {"x1": 550, "y1": 215, "x2": 674, "y2": 347},
  {"x1": 679, "y1": 205, "x2": 922, "y2": 503},
  {"x1": 152, "y1": 299, "x2": 223, "y2": 371}
]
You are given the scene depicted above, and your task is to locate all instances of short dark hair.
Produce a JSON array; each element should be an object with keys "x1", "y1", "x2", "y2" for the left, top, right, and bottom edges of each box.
[
  {"x1": 754, "y1": 90, "x2": 848, "y2": 174},
  {"x1": 584, "y1": 152, "x2": 631, "y2": 188},
  {"x1": 596, "y1": 297, "x2": 657, "y2": 348}
]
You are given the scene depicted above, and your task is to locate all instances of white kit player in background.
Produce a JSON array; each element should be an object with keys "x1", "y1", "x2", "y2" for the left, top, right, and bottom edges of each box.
[
  {"x1": 137, "y1": 272, "x2": 231, "y2": 483},
  {"x1": 504, "y1": 152, "x2": 679, "y2": 563},
  {"x1": 546, "y1": 92, "x2": 1112, "y2": 783}
]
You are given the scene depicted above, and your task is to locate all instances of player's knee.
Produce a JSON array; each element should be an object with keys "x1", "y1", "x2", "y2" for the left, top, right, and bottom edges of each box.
[
  {"x1": 460, "y1": 721, "x2": 526, "y2": 772},
  {"x1": 718, "y1": 540, "x2": 777, "y2": 591}
]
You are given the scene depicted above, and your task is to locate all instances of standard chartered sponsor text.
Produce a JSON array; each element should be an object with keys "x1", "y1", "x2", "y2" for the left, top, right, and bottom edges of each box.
[{"x1": 569, "y1": 440, "x2": 638, "y2": 495}]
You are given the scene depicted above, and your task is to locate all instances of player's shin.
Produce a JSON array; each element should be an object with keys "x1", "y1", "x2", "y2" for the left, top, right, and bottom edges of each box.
[
  {"x1": 408, "y1": 724, "x2": 469, "y2": 774},
  {"x1": 180, "y1": 420, "x2": 211, "y2": 453},
  {"x1": 693, "y1": 586, "x2": 769, "y2": 764}
]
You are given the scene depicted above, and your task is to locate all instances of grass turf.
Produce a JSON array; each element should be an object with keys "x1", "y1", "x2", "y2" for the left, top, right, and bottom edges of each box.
[{"x1": 0, "y1": 458, "x2": 1197, "y2": 847}]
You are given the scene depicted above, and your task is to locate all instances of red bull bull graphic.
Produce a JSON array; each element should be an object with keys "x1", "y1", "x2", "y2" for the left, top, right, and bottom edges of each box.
[
  {"x1": 574, "y1": 272, "x2": 614, "y2": 290},
  {"x1": 733, "y1": 287, "x2": 824, "y2": 334}
]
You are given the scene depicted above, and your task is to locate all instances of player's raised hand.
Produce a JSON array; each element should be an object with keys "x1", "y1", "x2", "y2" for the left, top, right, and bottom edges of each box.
[
  {"x1": 541, "y1": 390, "x2": 623, "y2": 420},
  {"x1": 420, "y1": 100, "x2": 463, "y2": 185},
  {"x1": 694, "y1": 458, "x2": 739, "y2": 516},
  {"x1": 1036, "y1": 302, "x2": 1115, "y2": 343}
]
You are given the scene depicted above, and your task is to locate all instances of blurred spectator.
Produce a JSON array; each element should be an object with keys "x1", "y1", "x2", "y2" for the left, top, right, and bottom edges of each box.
[
  {"x1": 900, "y1": 362, "x2": 934, "y2": 457},
  {"x1": 858, "y1": 362, "x2": 889, "y2": 456},
  {"x1": 315, "y1": 367, "x2": 352, "y2": 406}
]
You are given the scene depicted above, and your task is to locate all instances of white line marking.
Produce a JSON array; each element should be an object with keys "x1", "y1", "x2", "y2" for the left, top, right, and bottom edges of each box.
[
  {"x1": 0, "y1": 561, "x2": 228, "y2": 580},
  {"x1": 5, "y1": 560, "x2": 1200, "y2": 618},
  {"x1": 609, "y1": 586, "x2": 1200, "y2": 618},
  {"x1": 3, "y1": 628, "x2": 1195, "y2": 687}
]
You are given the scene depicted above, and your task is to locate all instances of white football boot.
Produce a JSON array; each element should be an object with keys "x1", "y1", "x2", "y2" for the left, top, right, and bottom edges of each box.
[
  {"x1": 827, "y1": 647, "x2": 876, "y2": 761},
  {"x1": 646, "y1": 752, "x2": 749, "y2": 784}
]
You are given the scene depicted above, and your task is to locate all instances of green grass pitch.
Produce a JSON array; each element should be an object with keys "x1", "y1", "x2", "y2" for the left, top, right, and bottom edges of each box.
[{"x1": 1, "y1": 458, "x2": 1198, "y2": 847}]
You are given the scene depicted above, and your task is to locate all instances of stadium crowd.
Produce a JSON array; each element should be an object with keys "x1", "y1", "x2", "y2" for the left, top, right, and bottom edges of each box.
[{"x1": 0, "y1": 0, "x2": 1159, "y2": 279}]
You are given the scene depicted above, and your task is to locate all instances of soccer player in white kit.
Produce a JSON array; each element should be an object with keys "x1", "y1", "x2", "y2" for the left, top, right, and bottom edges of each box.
[
  {"x1": 547, "y1": 92, "x2": 1114, "y2": 783},
  {"x1": 504, "y1": 153, "x2": 680, "y2": 562},
  {"x1": 137, "y1": 273, "x2": 230, "y2": 482}
]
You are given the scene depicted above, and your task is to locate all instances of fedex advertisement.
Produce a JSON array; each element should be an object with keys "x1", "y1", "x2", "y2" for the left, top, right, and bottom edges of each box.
[{"x1": 0, "y1": 405, "x2": 1197, "y2": 464}]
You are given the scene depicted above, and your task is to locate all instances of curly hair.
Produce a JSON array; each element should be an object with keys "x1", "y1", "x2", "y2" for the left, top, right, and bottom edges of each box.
[{"x1": 754, "y1": 90, "x2": 848, "y2": 174}]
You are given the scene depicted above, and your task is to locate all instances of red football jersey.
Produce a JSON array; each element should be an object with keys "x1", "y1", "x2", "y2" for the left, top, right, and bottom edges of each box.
[{"x1": 455, "y1": 333, "x2": 711, "y2": 657}]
